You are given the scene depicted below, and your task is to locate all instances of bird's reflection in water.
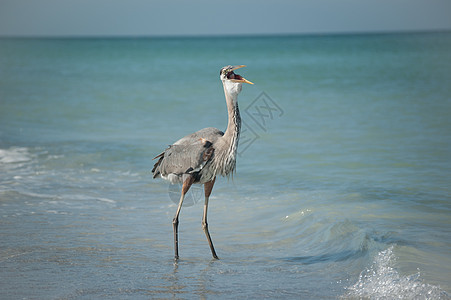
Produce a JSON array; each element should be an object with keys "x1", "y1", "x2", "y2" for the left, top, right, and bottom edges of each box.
[{"x1": 159, "y1": 258, "x2": 219, "y2": 299}]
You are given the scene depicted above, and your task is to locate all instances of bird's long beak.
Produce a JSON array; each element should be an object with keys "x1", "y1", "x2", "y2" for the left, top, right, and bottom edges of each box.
[
  {"x1": 231, "y1": 65, "x2": 254, "y2": 85},
  {"x1": 231, "y1": 65, "x2": 246, "y2": 71}
]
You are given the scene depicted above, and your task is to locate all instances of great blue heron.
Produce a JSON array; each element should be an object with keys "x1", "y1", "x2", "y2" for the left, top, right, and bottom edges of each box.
[{"x1": 152, "y1": 65, "x2": 253, "y2": 259}]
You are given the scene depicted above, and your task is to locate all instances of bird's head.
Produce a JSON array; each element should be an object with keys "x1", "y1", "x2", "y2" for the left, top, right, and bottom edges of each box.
[
  {"x1": 220, "y1": 65, "x2": 253, "y2": 97},
  {"x1": 220, "y1": 65, "x2": 253, "y2": 84}
]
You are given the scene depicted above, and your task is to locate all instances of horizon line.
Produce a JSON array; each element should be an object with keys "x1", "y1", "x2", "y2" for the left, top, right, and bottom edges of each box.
[{"x1": 1, "y1": 28, "x2": 450, "y2": 40}]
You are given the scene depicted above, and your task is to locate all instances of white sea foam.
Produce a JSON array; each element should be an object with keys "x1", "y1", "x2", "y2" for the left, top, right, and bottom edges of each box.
[
  {"x1": 96, "y1": 197, "x2": 116, "y2": 204},
  {"x1": 19, "y1": 191, "x2": 61, "y2": 200},
  {"x1": 343, "y1": 246, "x2": 449, "y2": 299},
  {"x1": 0, "y1": 147, "x2": 31, "y2": 164}
]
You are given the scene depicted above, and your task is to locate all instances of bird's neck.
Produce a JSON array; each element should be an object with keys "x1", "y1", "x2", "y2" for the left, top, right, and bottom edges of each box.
[
  {"x1": 223, "y1": 83, "x2": 241, "y2": 146},
  {"x1": 212, "y1": 82, "x2": 242, "y2": 177}
]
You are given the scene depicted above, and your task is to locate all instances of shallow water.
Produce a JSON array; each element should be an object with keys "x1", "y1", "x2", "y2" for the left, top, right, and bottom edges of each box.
[{"x1": 1, "y1": 33, "x2": 450, "y2": 298}]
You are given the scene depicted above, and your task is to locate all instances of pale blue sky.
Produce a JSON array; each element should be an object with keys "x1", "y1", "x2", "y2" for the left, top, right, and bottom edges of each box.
[{"x1": 1, "y1": 0, "x2": 451, "y2": 37}]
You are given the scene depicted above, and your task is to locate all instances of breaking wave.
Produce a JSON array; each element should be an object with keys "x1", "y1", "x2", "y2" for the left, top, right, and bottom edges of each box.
[
  {"x1": 343, "y1": 246, "x2": 449, "y2": 299},
  {"x1": 0, "y1": 147, "x2": 31, "y2": 164}
]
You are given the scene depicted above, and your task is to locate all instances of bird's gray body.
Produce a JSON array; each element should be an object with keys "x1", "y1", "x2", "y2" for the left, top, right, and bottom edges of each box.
[{"x1": 152, "y1": 127, "x2": 225, "y2": 184}]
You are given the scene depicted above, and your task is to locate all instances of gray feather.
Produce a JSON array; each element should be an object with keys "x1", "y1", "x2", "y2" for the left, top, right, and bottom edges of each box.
[
  {"x1": 152, "y1": 127, "x2": 223, "y2": 182},
  {"x1": 173, "y1": 127, "x2": 223, "y2": 146}
]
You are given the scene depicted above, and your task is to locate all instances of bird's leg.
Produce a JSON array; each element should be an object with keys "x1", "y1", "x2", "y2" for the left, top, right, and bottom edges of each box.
[
  {"x1": 173, "y1": 175, "x2": 194, "y2": 260},
  {"x1": 203, "y1": 177, "x2": 218, "y2": 259}
]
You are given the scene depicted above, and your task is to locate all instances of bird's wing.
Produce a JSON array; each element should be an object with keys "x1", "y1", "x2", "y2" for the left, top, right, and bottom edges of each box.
[
  {"x1": 173, "y1": 127, "x2": 223, "y2": 146},
  {"x1": 152, "y1": 128, "x2": 223, "y2": 179}
]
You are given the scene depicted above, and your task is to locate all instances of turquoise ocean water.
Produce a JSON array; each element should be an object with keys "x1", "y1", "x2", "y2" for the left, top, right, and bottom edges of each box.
[{"x1": 1, "y1": 33, "x2": 450, "y2": 298}]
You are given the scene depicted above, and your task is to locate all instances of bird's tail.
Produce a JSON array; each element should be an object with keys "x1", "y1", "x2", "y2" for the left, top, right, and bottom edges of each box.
[{"x1": 151, "y1": 152, "x2": 165, "y2": 178}]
